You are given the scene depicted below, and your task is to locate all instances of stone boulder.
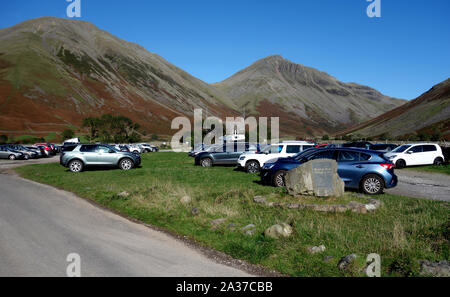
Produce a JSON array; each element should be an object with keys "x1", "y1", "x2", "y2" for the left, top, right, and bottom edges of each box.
[
  {"x1": 285, "y1": 159, "x2": 345, "y2": 197},
  {"x1": 337, "y1": 254, "x2": 358, "y2": 271},
  {"x1": 264, "y1": 223, "x2": 293, "y2": 239},
  {"x1": 419, "y1": 260, "x2": 450, "y2": 277}
]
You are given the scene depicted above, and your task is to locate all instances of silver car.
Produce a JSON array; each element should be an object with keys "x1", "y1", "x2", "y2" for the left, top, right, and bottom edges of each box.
[
  {"x1": 0, "y1": 146, "x2": 25, "y2": 160},
  {"x1": 60, "y1": 143, "x2": 142, "y2": 173},
  {"x1": 4, "y1": 144, "x2": 37, "y2": 159}
]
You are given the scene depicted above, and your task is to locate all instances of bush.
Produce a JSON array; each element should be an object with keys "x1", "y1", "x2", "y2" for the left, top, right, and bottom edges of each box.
[
  {"x1": 82, "y1": 114, "x2": 141, "y2": 143},
  {"x1": 61, "y1": 129, "x2": 75, "y2": 140},
  {"x1": 322, "y1": 135, "x2": 329, "y2": 141},
  {"x1": 0, "y1": 135, "x2": 7, "y2": 144}
]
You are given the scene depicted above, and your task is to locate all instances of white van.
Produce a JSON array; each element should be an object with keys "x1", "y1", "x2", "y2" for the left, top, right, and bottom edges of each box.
[
  {"x1": 384, "y1": 143, "x2": 445, "y2": 168},
  {"x1": 237, "y1": 141, "x2": 316, "y2": 173}
]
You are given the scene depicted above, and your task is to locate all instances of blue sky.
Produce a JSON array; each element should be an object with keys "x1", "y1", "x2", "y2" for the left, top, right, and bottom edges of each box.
[{"x1": 1, "y1": 0, "x2": 449, "y2": 100}]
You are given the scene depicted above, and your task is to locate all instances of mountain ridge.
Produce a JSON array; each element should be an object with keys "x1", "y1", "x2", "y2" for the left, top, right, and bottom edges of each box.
[
  {"x1": 0, "y1": 17, "x2": 406, "y2": 138},
  {"x1": 340, "y1": 78, "x2": 450, "y2": 139}
]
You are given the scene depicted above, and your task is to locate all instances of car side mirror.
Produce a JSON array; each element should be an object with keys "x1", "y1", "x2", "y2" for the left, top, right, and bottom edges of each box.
[
  {"x1": 406, "y1": 151, "x2": 413, "y2": 154},
  {"x1": 109, "y1": 150, "x2": 115, "y2": 154}
]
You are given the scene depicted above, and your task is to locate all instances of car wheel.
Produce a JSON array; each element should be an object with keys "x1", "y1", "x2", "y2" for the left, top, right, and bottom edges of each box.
[
  {"x1": 361, "y1": 174, "x2": 384, "y2": 195},
  {"x1": 272, "y1": 170, "x2": 287, "y2": 187},
  {"x1": 395, "y1": 159, "x2": 406, "y2": 169},
  {"x1": 201, "y1": 158, "x2": 213, "y2": 167},
  {"x1": 245, "y1": 160, "x2": 260, "y2": 173},
  {"x1": 69, "y1": 160, "x2": 84, "y2": 173},
  {"x1": 119, "y1": 158, "x2": 134, "y2": 170},
  {"x1": 433, "y1": 157, "x2": 444, "y2": 166},
  {"x1": 9, "y1": 154, "x2": 16, "y2": 160}
]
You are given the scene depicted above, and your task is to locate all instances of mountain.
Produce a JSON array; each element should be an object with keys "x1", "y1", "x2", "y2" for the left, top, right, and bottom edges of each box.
[
  {"x1": 214, "y1": 55, "x2": 405, "y2": 136},
  {"x1": 340, "y1": 78, "x2": 450, "y2": 139},
  {"x1": 0, "y1": 17, "x2": 405, "y2": 139},
  {"x1": 0, "y1": 17, "x2": 237, "y2": 136}
]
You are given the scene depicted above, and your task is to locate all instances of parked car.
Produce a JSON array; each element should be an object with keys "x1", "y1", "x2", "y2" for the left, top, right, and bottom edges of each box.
[
  {"x1": 315, "y1": 144, "x2": 329, "y2": 148},
  {"x1": 128, "y1": 144, "x2": 144, "y2": 154},
  {"x1": 195, "y1": 143, "x2": 260, "y2": 167},
  {"x1": 342, "y1": 142, "x2": 373, "y2": 149},
  {"x1": 140, "y1": 143, "x2": 159, "y2": 152},
  {"x1": 261, "y1": 148, "x2": 397, "y2": 195},
  {"x1": 24, "y1": 145, "x2": 45, "y2": 157},
  {"x1": 368, "y1": 144, "x2": 398, "y2": 153},
  {"x1": 384, "y1": 143, "x2": 445, "y2": 168},
  {"x1": 0, "y1": 146, "x2": 26, "y2": 160},
  {"x1": 114, "y1": 144, "x2": 131, "y2": 152},
  {"x1": 35, "y1": 143, "x2": 56, "y2": 156},
  {"x1": 189, "y1": 144, "x2": 213, "y2": 157},
  {"x1": 237, "y1": 141, "x2": 316, "y2": 173},
  {"x1": 60, "y1": 143, "x2": 141, "y2": 173},
  {"x1": 3, "y1": 144, "x2": 38, "y2": 159}
]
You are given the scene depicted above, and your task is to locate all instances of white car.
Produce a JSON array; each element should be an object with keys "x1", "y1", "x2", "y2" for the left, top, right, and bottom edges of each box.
[
  {"x1": 128, "y1": 144, "x2": 144, "y2": 154},
  {"x1": 139, "y1": 143, "x2": 158, "y2": 153},
  {"x1": 237, "y1": 141, "x2": 316, "y2": 173},
  {"x1": 384, "y1": 143, "x2": 445, "y2": 168}
]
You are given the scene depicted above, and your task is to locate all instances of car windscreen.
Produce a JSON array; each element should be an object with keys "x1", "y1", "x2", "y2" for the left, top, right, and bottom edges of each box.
[
  {"x1": 392, "y1": 145, "x2": 411, "y2": 153},
  {"x1": 62, "y1": 145, "x2": 78, "y2": 152},
  {"x1": 293, "y1": 148, "x2": 317, "y2": 160},
  {"x1": 262, "y1": 145, "x2": 283, "y2": 154},
  {"x1": 80, "y1": 145, "x2": 97, "y2": 152}
]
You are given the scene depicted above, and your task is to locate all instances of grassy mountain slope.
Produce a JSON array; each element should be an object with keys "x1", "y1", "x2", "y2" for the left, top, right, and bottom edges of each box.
[
  {"x1": 214, "y1": 55, "x2": 405, "y2": 135},
  {"x1": 340, "y1": 78, "x2": 450, "y2": 139},
  {"x1": 0, "y1": 17, "x2": 237, "y2": 136},
  {"x1": 0, "y1": 17, "x2": 407, "y2": 138}
]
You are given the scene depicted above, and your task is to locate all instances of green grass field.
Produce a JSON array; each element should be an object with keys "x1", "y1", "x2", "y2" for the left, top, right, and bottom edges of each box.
[
  {"x1": 407, "y1": 165, "x2": 450, "y2": 176},
  {"x1": 16, "y1": 153, "x2": 449, "y2": 276}
]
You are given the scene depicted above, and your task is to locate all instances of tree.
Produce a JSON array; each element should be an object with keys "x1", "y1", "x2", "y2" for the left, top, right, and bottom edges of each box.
[
  {"x1": 431, "y1": 128, "x2": 442, "y2": 141},
  {"x1": 151, "y1": 134, "x2": 159, "y2": 141},
  {"x1": 378, "y1": 132, "x2": 390, "y2": 141},
  {"x1": 0, "y1": 135, "x2": 7, "y2": 144},
  {"x1": 82, "y1": 117, "x2": 101, "y2": 141},
  {"x1": 82, "y1": 114, "x2": 142, "y2": 143},
  {"x1": 62, "y1": 129, "x2": 75, "y2": 140},
  {"x1": 322, "y1": 135, "x2": 329, "y2": 141},
  {"x1": 417, "y1": 132, "x2": 431, "y2": 141}
]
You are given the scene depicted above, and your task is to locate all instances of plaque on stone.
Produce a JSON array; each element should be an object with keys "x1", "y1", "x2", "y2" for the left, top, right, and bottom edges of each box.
[
  {"x1": 285, "y1": 159, "x2": 345, "y2": 197},
  {"x1": 312, "y1": 161, "x2": 334, "y2": 196}
]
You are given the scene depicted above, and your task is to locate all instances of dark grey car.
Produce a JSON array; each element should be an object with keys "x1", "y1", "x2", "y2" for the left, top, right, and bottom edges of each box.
[{"x1": 194, "y1": 143, "x2": 260, "y2": 167}]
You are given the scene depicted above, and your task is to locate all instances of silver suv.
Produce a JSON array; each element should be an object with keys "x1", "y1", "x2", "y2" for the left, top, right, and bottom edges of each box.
[{"x1": 60, "y1": 144, "x2": 141, "y2": 173}]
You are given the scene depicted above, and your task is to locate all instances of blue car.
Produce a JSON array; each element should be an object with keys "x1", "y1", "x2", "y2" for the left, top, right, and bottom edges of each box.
[{"x1": 261, "y1": 148, "x2": 397, "y2": 195}]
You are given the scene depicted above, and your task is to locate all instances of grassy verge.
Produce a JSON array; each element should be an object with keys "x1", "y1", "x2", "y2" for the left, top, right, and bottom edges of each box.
[
  {"x1": 406, "y1": 165, "x2": 450, "y2": 176},
  {"x1": 16, "y1": 153, "x2": 449, "y2": 276}
]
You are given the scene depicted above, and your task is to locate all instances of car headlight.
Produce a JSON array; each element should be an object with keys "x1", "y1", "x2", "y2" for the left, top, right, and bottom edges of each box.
[
  {"x1": 388, "y1": 155, "x2": 397, "y2": 159},
  {"x1": 264, "y1": 163, "x2": 275, "y2": 169},
  {"x1": 239, "y1": 156, "x2": 246, "y2": 160}
]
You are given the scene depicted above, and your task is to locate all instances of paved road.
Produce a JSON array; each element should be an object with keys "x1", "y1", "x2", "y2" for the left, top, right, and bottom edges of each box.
[
  {"x1": 0, "y1": 170, "x2": 250, "y2": 277},
  {"x1": 385, "y1": 169, "x2": 450, "y2": 201}
]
